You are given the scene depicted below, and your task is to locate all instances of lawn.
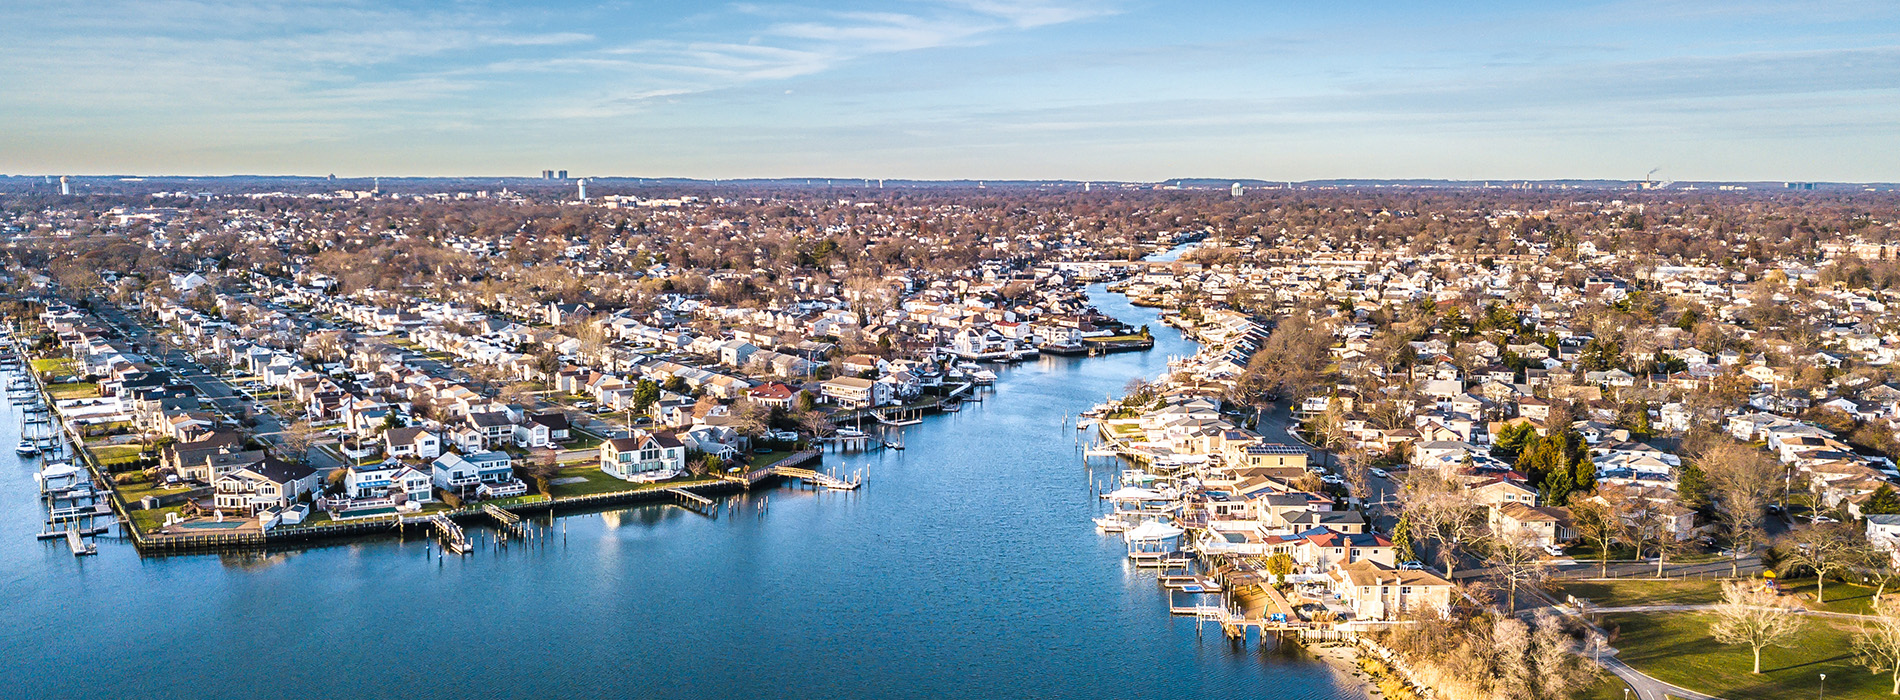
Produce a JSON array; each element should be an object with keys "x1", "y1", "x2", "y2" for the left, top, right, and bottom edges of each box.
[
  {"x1": 1778, "y1": 577, "x2": 1883, "y2": 617},
  {"x1": 1554, "y1": 579, "x2": 1724, "y2": 607},
  {"x1": 46, "y1": 381, "x2": 100, "y2": 400},
  {"x1": 1603, "y1": 611, "x2": 1887, "y2": 699},
  {"x1": 115, "y1": 480, "x2": 193, "y2": 504},
  {"x1": 87, "y1": 443, "x2": 148, "y2": 464},
  {"x1": 126, "y1": 505, "x2": 184, "y2": 534},
  {"x1": 746, "y1": 449, "x2": 796, "y2": 469},
  {"x1": 31, "y1": 357, "x2": 74, "y2": 375},
  {"x1": 543, "y1": 465, "x2": 709, "y2": 498},
  {"x1": 563, "y1": 430, "x2": 606, "y2": 452}
]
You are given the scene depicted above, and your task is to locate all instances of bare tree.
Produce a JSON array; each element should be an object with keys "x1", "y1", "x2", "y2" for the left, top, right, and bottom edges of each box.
[
  {"x1": 1569, "y1": 497, "x2": 1623, "y2": 577},
  {"x1": 278, "y1": 419, "x2": 320, "y2": 464},
  {"x1": 1779, "y1": 522, "x2": 1865, "y2": 604},
  {"x1": 1485, "y1": 530, "x2": 1550, "y2": 612},
  {"x1": 1855, "y1": 596, "x2": 1900, "y2": 695},
  {"x1": 1709, "y1": 579, "x2": 1804, "y2": 674},
  {"x1": 1400, "y1": 470, "x2": 1482, "y2": 578},
  {"x1": 1698, "y1": 443, "x2": 1780, "y2": 575}
]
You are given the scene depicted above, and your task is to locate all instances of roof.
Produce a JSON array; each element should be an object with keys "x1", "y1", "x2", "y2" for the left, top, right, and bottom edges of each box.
[{"x1": 1244, "y1": 443, "x2": 1307, "y2": 456}]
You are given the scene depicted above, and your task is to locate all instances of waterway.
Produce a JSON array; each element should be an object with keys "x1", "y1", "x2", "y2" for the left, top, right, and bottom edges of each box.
[{"x1": 0, "y1": 285, "x2": 1367, "y2": 699}]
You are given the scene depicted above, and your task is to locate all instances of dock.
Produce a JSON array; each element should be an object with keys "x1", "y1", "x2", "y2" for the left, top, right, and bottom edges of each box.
[
  {"x1": 482, "y1": 502, "x2": 527, "y2": 537},
  {"x1": 414, "y1": 514, "x2": 471, "y2": 554},
  {"x1": 66, "y1": 527, "x2": 97, "y2": 556},
  {"x1": 665, "y1": 487, "x2": 719, "y2": 517},
  {"x1": 773, "y1": 467, "x2": 861, "y2": 490}
]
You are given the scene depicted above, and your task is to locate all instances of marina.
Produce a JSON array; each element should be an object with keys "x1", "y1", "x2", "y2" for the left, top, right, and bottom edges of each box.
[{"x1": 0, "y1": 283, "x2": 1369, "y2": 700}]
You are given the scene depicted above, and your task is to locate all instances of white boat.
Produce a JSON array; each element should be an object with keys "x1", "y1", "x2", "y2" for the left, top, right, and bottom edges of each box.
[
  {"x1": 1093, "y1": 515, "x2": 1129, "y2": 532},
  {"x1": 15, "y1": 439, "x2": 39, "y2": 456}
]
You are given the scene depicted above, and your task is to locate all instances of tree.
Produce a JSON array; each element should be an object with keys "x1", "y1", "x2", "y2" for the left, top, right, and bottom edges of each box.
[
  {"x1": 1697, "y1": 443, "x2": 1779, "y2": 575},
  {"x1": 1491, "y1": 421, "x2": 1538, "y2": 463},
  {"x1": 1709, "y1": 579, "x2": 1804, "y2": 674},
  {"x1": 1569, "y1": 498, "x2": 1622, "y2": 577},
  {"x1": 278, "y1": 420, "x2": 320, "y2": 464},
  {"x1": 1867, "y1": 485, "x2": 1900, "y2": 516},
  {"x1": 1855, "y1": 596, "x2": 1900, "y2": 695},
  {"x1": 1485, "y1": 531, "x2": 1549, "y2": 612},
  {"x1": 1779, "y1": 522, "x2": 1865, "y2": 603},
  {"x1": 1399, "y1": 470, "x2": 1482, "y2": 578},
  {"x1": 798, "y1": 410, "x2": 835, "y2": 438},
  {"x1": 1263, "y1": 552, "x2": 1296, "y2": 584},
  {"x1": 1392, "y1": 516, "x2": 1416, "y2": 563}
]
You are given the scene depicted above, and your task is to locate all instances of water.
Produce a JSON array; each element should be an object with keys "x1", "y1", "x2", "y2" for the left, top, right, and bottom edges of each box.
[{"x1": 0, "y1": 287, "x2": 1367, "y2": 700}]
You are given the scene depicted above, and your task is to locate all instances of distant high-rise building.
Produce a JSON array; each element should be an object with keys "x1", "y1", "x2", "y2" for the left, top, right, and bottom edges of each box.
[
  {"x1": 542, "y1": 170, "x2": 554, "y2": 180},
  {"x1": 558, "y1": 170, "x2": 568, "y2": 180},
  {"x1": 577, "y1": 179, "x2": 587, "y2": 202},
  {"x1": 59, "y1": 176, "x2": 70, "y2": 196},
  {"x1": 1231, "y1": 182, "x2": 1243, "y2": 197}
]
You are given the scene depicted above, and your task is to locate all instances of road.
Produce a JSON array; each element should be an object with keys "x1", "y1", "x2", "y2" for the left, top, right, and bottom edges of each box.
[
  {"x1": 1253, "y1": 402, "x2": 1400, "y2": 531},
  {"x1": 94, "y1": 303, "x2": 339, "y2": 471}
]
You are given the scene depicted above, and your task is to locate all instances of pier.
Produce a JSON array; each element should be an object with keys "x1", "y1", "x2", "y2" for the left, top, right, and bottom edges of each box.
[
  {"x1": 413, "y1": 514, "x2": 471, "y2": 554},
  {"x1": 483, "y1": 502, "x2": 527, "y2": 537}
]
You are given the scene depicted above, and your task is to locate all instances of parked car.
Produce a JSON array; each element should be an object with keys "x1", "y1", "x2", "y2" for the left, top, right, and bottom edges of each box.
[
  {"x1": 1543, "y1": 544, "x2": 1566, "y2": 556},
  {"x1": 1370, "y1": 468, "x2": 1390, "y2": 479},
  {"x1": 1398, "y1": 560, "x2": 1425, "y2": 570}
]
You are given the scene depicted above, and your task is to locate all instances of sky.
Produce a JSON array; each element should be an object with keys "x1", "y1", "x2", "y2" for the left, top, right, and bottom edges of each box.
[{"x1": 3, "y1": 1, "x2": 1898, "y2": 182}]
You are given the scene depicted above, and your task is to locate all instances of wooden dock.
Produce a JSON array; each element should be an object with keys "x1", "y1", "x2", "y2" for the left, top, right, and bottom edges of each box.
[
  {"x1": 413, "y1": 514, "x2": 471, "y2": 554},
  {"x1": 773, "y1": 467, "x2": 861, "y2": 490},
  {"x1": 66, "y1": 527, "x2": 96, "y2": 556},
  {"x1": 483, "y1": 502, "x2": 527, "y2": 537}
]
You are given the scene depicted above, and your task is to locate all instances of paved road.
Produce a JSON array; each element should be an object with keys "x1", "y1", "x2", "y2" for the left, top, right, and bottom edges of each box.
[
  {"x1": 95, "y1": 303, "x2": 338, "y2": 472},
  {"x1": 1252, "y1": 403, "x2": 1401, "y2": 529},
  {"x1": 1590, "y1": 634, "x2": 1724, "y2": 700}
]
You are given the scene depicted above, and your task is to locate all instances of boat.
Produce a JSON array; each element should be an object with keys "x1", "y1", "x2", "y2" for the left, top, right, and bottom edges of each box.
[
  {"x1": 938, "y1": 400, "x2": 960, "y2": 413},
  {"x1": 1093, "y1": 515, "x2": 1129, "y2": 532},
  {"x1": 971, "y1": 370, "x2": 998, "y2": 385},
  {"x1": 16, "y1": 439, "x2": 39, "y2": 456}
]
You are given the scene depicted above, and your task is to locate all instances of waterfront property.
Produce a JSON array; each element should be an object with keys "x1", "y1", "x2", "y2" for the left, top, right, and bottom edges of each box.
[{"x1": 600, "y1": 431, "x2": 685, "y2": 482}]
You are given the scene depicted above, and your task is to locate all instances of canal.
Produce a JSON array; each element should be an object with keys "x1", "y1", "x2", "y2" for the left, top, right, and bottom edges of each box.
[{"x1": 0, "y1": 285, "x2": 1367, "y2": 700}]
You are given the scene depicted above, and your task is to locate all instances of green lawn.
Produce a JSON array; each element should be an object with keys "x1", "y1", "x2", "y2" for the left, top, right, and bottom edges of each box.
[
  {"x1": 31, "y1": 357, "x2": 74, "y2": 375},
  {"x1": 1554, "y1": 579, "x2": 1724, "y2": 607},
  {"x1": 126, "y1": 505, "x2": 184, "y2": 534},
  {"x1": 46, "y1": 381, "x2": 100, "y2": 400},
  {"x1": 1778, "y1": 577, "x2": 1883, "y2": 617},
  {"x1": 1604, "y1": 611, "x2": 1888, "y2": 699},
  {"x1": 87, "y1": 443, "x2": 148, "y2": 464},
  {"x1": 747, "y1": 449, "x2": 796, "y2": 469},
  {"x1": 562, "y1": 430, "x2": 606, "y2": 452},
  {"x1": 116, "y1": 480, "x2": 193, "y2": 504},
  {"x1": 543, "y1": 465, "x2": 711, "y2": 498}
]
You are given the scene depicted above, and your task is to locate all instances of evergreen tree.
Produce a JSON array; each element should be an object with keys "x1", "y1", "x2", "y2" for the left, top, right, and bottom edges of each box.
[
  {"x1": 1867, "y1": 485, "x2": 1900, "y2": 516},
  {"x1": 1392, "y1": 517, "x2": 1416, "y2": 562},
  {"x1": 1676, "y1": 460, "x2": 1712, "y2": 513}
]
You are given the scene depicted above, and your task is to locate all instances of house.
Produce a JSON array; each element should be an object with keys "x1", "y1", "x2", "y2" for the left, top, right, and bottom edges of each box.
[
  {"x1": 749, "y1": 382, "x2": 798, "y2": 409},
  {"x1": 820, "y1": 376, "x2": 891, "y2": 408},
  {"x1": 431, "y1": 452, "x2": 527, "y2": 500},
  {"x1": 601, "y1": 431, "x2": 686, "y2": 482},
  {"x1": 383, "y1": 426, "x2": 441, "y2": 461},
  {"x1": 1328, "y1": 561, "x2": 1455, "y2": 621},
  {"x1": 210, "y1": 457, "x2": 319, "y2": 515},
  {"x1": 1488, "y1": 502, "x2": 1576, "y2": 548},
  {"x1": 339, "y1": 460, "x2": 435, "y2": 509},
  {"x1": 1870, "y1": 515, "x2": 1900, "y2": 565},
  {"x1": 1229, "y1": 443, "x2": 1309, "y2": 470}
]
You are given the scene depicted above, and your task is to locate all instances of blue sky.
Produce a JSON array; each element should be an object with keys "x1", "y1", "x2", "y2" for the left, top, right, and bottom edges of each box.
[{"x1": 3, "y1": 1, "x2": 1897, "y2": 181}]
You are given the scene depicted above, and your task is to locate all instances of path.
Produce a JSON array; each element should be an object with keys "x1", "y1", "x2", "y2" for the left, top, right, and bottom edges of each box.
[{"x1": 1590, "y1": 603, "x2": 1877, "y2": 621}]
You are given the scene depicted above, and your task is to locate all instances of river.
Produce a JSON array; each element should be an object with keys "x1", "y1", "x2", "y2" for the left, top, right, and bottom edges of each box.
[{"x1": 0, "y1": 284, "x2": 1367, "y2": 700}]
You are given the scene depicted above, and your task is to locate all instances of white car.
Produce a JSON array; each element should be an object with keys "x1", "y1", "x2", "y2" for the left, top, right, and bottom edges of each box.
[
  {"x1": 1398, "y1": 560, "x2": 1425, "y2": 570},
  {"x1": 1543, "y1": 544, "x2": 1566, "y2": 556},
  {"x1": 1370, "y1": 468, "x2": 1390, "y2": 479},
  {"x1": 1321, "y1": 475, "x2": 1345, "y2": 486}
]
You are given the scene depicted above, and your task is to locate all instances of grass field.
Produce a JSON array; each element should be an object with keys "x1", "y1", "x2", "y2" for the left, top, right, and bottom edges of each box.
[
  {"x1": 544, "y1": 465, "x2": 709, "y2": 498},
  {"x1": 87, "y1": 443, "x2": 147, "y2": 464},
  {"x1": 1555, "y1": 576, "x2": 1884, "y2": 616},
  {"x1": 46, "y1": 381, "x2": 100, "y2": 400},
  {"x1": 126, "y1": 505, "x2": 184, "y2": 534},
  {"x1": 1554, "y1": 579, "x2": 1724, "y2": 607},
  {"x1": 1604, "y1": 611, "x2": 1887, "y2": 699},
  {"x1": 31, "y1": 357, "x2": 74, "y2": 375}
]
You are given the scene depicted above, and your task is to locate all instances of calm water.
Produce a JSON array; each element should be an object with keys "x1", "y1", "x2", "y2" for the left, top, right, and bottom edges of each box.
[{"x1": 0, "y1": 287, "x2": 1367, "y2": 700}]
